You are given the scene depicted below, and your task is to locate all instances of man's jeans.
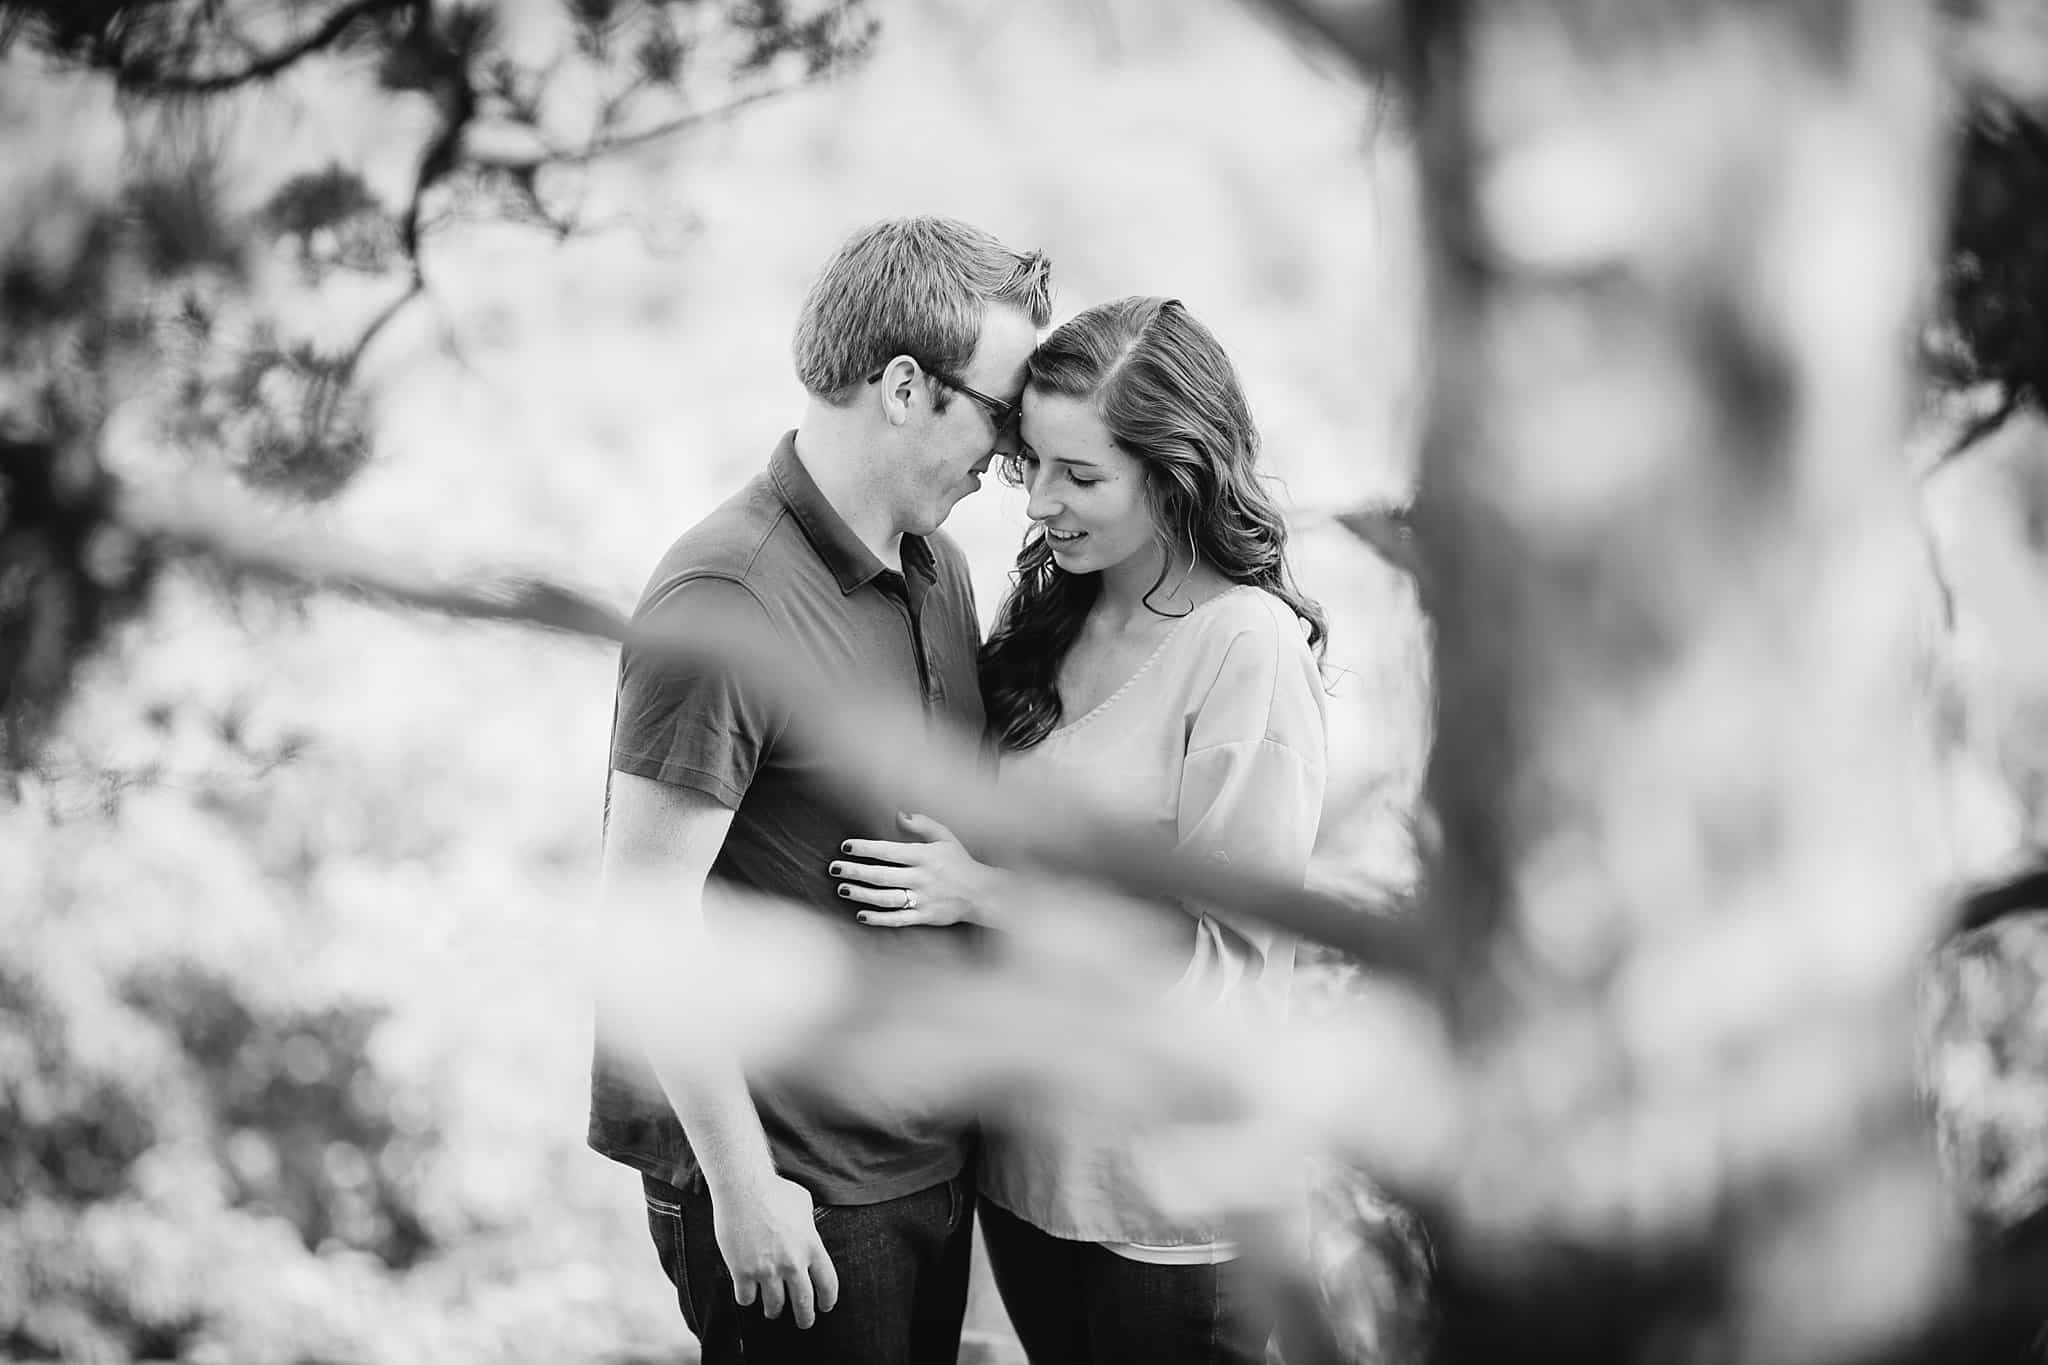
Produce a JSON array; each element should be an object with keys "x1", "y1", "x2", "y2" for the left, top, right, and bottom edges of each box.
[
  {"x1": 641, "y1": 1171, "x2": 973, "y2": 1365},
  {"x1": 979, "y1": 1198, "x2": 1272, "y2": 1365}
]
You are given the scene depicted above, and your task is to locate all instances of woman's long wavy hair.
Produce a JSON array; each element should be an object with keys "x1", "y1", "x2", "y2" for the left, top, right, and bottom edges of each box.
[{"x1": 979, "y1": 297, "x2": 1326, "y2": 752}]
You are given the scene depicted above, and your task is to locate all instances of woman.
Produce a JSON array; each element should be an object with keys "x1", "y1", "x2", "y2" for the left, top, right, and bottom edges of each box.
[{"x1": 833, "y1": 297, "x2": 1327, "y2": 1363}]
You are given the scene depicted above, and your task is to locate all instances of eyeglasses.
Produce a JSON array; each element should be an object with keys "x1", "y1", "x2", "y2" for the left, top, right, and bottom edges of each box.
[{"x1": 866, "y1": 362, "x2": 1021, "y2": 438}]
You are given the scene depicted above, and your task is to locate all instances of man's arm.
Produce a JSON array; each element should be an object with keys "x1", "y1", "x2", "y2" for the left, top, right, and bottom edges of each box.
[{"x1": 601, "y1": 770, "x2": 839, "y2": 1330}]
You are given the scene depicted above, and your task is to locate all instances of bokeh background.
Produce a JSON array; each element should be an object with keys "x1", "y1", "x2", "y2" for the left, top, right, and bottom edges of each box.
[
  {"x1": 17, "y1": 0, "x2": 2048, "y2": 1360},
  {"x1": 4, "y1": 2, "x2": 1434, "y2": 1359}
]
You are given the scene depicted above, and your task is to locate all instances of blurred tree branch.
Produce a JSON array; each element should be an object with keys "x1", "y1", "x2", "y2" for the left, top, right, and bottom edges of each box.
[
  {"x1": 462, "y1": 81, "x2": 806, "y2": 171},
  {"x1": 91, "y1": 468, "x2": 1432, "y2": 977},
  {"x1": 0, "y1": 0, "x2": 877, "y2": 494},
  {"x1": 1951, "y1": 860, "x2": 2048, "y2": 936},
  {"x1": 106, "y1": 0, "x2": 405, "y2": 94},
  {"x1": 0, "y1": 0, "x2": 876, "y2": 780}
]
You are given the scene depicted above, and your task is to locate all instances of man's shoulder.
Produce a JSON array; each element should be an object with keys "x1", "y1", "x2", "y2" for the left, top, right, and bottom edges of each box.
[{"x1": 635, "y1": 473, "x2": 792, "y2": 613}]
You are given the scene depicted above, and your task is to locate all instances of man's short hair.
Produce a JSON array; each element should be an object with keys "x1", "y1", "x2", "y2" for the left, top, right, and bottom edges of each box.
[{"x1": 793, "y1": 216, "x2": 1054, "y2": 404}]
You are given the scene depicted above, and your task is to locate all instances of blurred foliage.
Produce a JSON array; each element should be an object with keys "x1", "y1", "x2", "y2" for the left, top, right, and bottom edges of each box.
[
  {"x1": 0, "y1": 0, "x2": 874, "y2": 766},
  {"x1": 1922, "y1": 2, "x2": 2048, "y2": 1277},
  {"x1": 264, "y1": 165, "x2": 401, "y2": 276},
  {"x1": 1928, "y1": 105, "x2": 2048, "y2": 449},
  {"x1": 0, "y1": 438, "x2": 159, "y2": 773},
  {"x1": 0, "y1": 790, "x2": 446, "y2": 1361},
  {"x1": 1926, "y1": 913, "x2": 2048, "y2": 1227},
  {"x1": 1, "y1": 959, "x2": 438, "y2": 1360},
  {"x1": 118, "y1": 965, "x2": 436, "y2": 1266},
  {"x1": 1930, "y1": 3, "x2": 2048, "y2": 454},
  {"x1": 0, "y1": 593, "x2": 680, "y2": 1360},
  {"x1": 14, "y1": 0, "x2": 2048, "y2": 1361},
  {"x1": 1305, "y1": 1158, "x2": 1435, "y2": 1365},
  {"x1": 1, "y1": 3, "x2": 874, "y2": 1360}
]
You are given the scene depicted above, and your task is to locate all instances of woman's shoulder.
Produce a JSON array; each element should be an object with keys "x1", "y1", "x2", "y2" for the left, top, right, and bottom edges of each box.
[
  {"x1": 1171, "y1": 585, "x2": 1326, "y2": 749},
  {"x1": 1171, "y1": 585, "x2": 1322, "y2": 705},
  {"x1": 1184, "y1": 584, "x2": 1318, "y2": 659}
]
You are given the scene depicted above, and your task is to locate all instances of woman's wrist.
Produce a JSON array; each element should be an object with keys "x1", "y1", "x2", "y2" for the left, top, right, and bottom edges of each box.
[{"x1": 967, "y1": 861, "x2": 1014, "y2": 929}]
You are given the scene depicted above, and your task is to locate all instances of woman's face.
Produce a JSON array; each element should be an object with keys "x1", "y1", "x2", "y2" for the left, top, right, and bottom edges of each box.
[{"x1": 1014, "y1": 390, "x2": 1160, "y2": 579}]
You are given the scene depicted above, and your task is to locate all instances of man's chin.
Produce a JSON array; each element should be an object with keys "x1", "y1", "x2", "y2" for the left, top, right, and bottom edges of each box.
[{"x1": 921, "y1": 489, "x2": 973, "y2": 532}]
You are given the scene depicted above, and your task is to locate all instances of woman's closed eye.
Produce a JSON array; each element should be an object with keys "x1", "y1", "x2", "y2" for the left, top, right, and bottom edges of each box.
[{"x1": 1004, "y1": 447, "x2": 1102, "y2": 491}]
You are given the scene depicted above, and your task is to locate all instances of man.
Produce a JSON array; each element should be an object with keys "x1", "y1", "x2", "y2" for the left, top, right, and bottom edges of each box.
[{"x1": 590, "y1": 216, "x2": 1052, "y2": 1364}]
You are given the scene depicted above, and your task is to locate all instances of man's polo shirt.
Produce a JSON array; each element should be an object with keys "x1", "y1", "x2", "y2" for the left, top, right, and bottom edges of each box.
[{"x1": 589, "y1": 432, "x2": 986, "y2": 1205}]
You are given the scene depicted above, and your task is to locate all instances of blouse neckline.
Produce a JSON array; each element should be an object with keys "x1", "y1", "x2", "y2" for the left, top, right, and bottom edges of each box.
[{"x1": 1048, "y1": 585, "x2": 1258, "y2": 739}]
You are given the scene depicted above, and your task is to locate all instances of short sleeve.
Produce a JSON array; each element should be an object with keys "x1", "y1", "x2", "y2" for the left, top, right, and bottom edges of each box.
[
  {"x1": 609, "y1": 575, "x2": 785, "y2": 809},
  {"x1": 1173, "y1": 608, "x2": 1327, "y2": 1006}
]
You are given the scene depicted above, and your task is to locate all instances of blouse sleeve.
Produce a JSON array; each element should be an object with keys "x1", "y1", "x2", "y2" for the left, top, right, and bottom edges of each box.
[{"x1": 1171, "y1": 603, "x2": 1327, "y2": 1011}]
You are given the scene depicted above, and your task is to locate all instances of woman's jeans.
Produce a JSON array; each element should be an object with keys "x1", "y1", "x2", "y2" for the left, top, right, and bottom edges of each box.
[
  {"x1": 979, "y1": 1198, "x2": 1273, "y2": 1365},
  {"x1": 642, "y1": 1170, "x2": 974, "y2": 1365}
]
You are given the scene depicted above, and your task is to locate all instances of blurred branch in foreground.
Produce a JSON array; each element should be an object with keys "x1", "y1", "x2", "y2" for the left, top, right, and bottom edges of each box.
[
  {"x1": 113, "y1": 467, "x2": 1430, "y2": 981},
  {"x1": 1950, "y1": 859, "x2": 2048, "y2": 937}
]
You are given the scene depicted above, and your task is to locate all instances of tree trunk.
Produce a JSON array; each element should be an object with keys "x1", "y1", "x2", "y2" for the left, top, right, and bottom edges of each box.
[{"x1": 1396, "y1": 2, "x2": 1988, "y2": 1359}]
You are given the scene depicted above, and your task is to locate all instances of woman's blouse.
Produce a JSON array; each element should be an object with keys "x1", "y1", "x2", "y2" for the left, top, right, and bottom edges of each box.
[{"x1": 978, "y1": 584, "x2": 1328, "y2": 1246}]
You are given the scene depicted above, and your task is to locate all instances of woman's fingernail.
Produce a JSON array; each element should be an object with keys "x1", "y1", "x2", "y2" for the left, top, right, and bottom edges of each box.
[
  {"x1": 857, "y1": 914, "x2": 872, "y2": 924},
  {"x1": 829, "y1": 863, "x2": 843, "y2": 876},
  {"x1": 837, "y1": 886, "x2": 851, "y2": 898},
  {"x1": 841, "y1": 842, "x2": 852, "y2": 853}
]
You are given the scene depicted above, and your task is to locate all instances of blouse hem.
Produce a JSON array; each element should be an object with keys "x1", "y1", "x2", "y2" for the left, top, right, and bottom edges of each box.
[{"x1": 976, "y1": 1186, "x2": 1223, "y2": 1248}]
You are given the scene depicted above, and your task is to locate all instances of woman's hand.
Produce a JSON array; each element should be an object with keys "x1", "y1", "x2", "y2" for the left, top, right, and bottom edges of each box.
[{"x1": 831, "y1": 812, "x2": 1005, "y2": 929}]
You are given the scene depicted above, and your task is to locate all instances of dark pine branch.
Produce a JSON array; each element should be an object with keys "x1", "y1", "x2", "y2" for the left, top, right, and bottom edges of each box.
[
  {"x1": 464, "y1": 82, "x2": 824, "y2": 173},
  {"x1": 334, "y1": 277, "x2": 422, "y2": 385},
  {"x1": 1949, "y1": 859, "x2": 2048, "y2": 937},
  {"x1": 1936, "y1": 386, "x2": 2025, "y2": 470},
  {"x1": 111, "y1": 0, "x2": 404, "y2": 93},
  {"x1": 391, "y1": 1, "x2": 475, "y2": 263}
]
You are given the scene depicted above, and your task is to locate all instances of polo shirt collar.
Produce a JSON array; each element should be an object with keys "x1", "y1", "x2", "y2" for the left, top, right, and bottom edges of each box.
[{"x1": 770, "y1": 432, "x2": 939, "y2": 593}]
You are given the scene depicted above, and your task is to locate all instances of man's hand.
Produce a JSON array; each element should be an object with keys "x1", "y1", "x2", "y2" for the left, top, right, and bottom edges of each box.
[
  {"x1": 711, "y1": 1173, "x2": 841, "y2": 1329},
  {"x1": 603, "y1": 777, "x2": 841, "y2": 1331}
]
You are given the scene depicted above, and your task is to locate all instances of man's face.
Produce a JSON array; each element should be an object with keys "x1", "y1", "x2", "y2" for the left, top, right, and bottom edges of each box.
[{"x1": 898, "y1": 304, "x2": 1037, "y2": 534}]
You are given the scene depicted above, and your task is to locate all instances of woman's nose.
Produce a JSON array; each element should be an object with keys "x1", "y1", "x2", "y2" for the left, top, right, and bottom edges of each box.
[{"x1": 1025, "y1": 479, "x2": 1060, "y2": 523}]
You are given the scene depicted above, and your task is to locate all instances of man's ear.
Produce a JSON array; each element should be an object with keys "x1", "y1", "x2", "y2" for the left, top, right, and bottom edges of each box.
[{"x1": 875, "y1": 355, "x2": 921, "y2": 428}]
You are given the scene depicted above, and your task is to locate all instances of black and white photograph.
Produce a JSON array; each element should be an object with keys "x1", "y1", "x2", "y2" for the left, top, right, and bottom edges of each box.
[{"x1": 7, "y1": 1, "x2": 2048, "y2": 1362}]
